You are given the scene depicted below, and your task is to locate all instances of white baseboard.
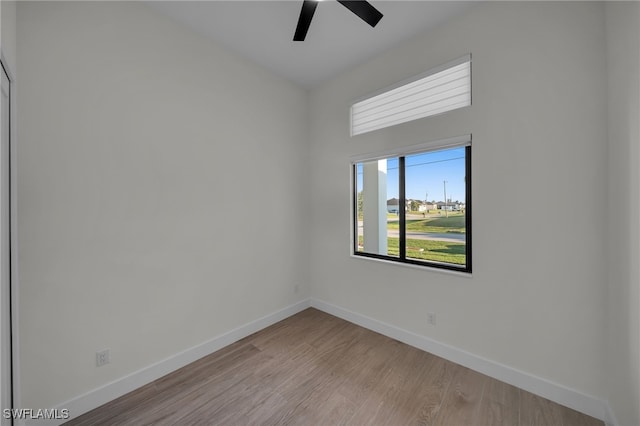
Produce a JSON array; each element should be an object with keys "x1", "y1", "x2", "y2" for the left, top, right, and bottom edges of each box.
[
  {"x1": 604, "y1": 401, "x2": 619, "y2": 426},
  {"x1": 309, "y1": 298, "x2": 612, "y2": 424},
  {"x1": 47, "y1": 299, "x2": 311, "y2": 426},
  {"x1": 35, "y1": 297, "x2": 616, "y2": 425}
]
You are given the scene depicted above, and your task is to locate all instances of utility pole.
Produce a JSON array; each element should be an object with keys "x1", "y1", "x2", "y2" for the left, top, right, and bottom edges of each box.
[
  {"x1": 425, "y1": 191, "x2": 428, "y2": 214},
  {"x1": 443, "y1": 181, "x2": 448, "y2": 218}
]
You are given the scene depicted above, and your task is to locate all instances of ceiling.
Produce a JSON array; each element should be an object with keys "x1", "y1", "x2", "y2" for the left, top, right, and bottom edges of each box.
[{"x1": 146, "y1": 1, "x2": 477, "y2": 88}]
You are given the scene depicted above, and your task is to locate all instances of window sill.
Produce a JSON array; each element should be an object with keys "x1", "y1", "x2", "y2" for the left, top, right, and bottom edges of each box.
[{"x1": 350, "y1": 253, "x2": 473, "y2": 278}]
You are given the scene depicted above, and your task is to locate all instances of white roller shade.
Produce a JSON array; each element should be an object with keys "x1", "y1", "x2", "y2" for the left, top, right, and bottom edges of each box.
[{"x1": 351, "y1": 56, "x2": 471, "y2": 136}]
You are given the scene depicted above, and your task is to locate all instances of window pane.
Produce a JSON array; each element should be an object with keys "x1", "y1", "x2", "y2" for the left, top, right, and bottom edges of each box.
[
  {"x1": 404, "y1": 147, "x2": 467, "y2": 267},
  {"x1": 355, "y1": 157, "x2": 399, "y2": 257}
]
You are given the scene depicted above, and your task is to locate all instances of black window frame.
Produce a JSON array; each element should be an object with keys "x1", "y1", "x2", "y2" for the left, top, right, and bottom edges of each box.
[{"x1": 352, "y1": 145, "x2": 472, "y2": 274}]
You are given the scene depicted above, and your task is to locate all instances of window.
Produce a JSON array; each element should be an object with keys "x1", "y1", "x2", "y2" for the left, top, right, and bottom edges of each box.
[
  {"x1": 351, "y1": 55, "x2": 471, "y2": 136},
  {"x1": 352, "y1": 137, "x2": 471, "y2": 273}
]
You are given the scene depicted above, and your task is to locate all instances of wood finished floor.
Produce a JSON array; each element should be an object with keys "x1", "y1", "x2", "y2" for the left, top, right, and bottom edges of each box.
[{"x1": 66, "y1": 308, "x2": 603, "y2": 426}]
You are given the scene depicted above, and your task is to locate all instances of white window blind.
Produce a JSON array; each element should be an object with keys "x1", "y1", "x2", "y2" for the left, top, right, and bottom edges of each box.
[{"x1": 351, "y1": 55, "x2": 471, "y2": 136}]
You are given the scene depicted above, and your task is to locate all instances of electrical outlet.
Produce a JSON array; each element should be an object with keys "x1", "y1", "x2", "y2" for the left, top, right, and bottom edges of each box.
[
  {"x1": 427, "y1": 312, "x2": 437, "y2": 326},
  {"x1": 294, "y1": 284, "x2": 300, "y2": 294},
  {"x1": 96, "y1": 349, "x2": 110, "y2": 367}
]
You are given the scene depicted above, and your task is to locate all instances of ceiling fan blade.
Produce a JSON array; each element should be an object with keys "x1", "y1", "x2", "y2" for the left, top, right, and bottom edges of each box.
[
  {"x1": 338, "y1": 0, "x2": 382, "y2": 27},
  {"x1": 337, "y1": 0, "x2": 383, "y2": 28},
  {"x1": 293, "y1": 0, "x2": 319, "y2": 41}
]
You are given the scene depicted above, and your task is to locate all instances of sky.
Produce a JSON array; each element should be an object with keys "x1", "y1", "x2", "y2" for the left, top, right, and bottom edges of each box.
[{"x1": 356, "y1": 146, "x2": 466, "y2": 203}]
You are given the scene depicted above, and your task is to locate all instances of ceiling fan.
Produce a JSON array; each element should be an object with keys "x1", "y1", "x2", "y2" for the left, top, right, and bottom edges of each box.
[{"x1": 293, "y1": 0, "x2": 384, "y2": 41}]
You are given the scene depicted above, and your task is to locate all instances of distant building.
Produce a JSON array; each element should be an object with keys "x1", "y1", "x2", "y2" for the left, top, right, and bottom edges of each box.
[
  {"x1": 437, "y1": 201, "x2": 462, "y2": 211},
  {"x1": 423, "y1": 202, "x2": 437, "y2": 211},
  {"x1": 387, "y1": 198, "x2": 399, "y2": 214}
]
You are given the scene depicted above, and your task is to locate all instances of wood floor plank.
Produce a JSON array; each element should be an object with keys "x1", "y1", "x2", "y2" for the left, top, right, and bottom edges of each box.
[
  {"x1": 520, "y1": 390, "x2": 565, "y2": 426},
  {"x1": 561, "y1": 406, "x2": 604, "y2": 426},
  {"x1": 298, "y1": 390, "x2": 359, "y2": 425},
  {"x1": 411, "y1": 356, "x2": 458, "y2": 425},
  {"x1": 65, "y1": 308, "x2": 604, "y2": 426},
  {"x1": 431, "y1": 365, "x2": 487, "y2": 426},
  {"x1": 346, "y1": 344, "x2": 435, "y2": 425},
  {"x1": 339, "y1": 341, "x2": 404, "y2": 424},
  {"x1": 476, "y1": 377, "x2": 521, "y2": 426}
]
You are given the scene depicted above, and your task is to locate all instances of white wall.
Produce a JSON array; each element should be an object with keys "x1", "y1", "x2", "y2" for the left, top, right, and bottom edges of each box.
[
  {"x1": 17, "y1": 1, "x2": 308, "y2": 410},
  {"x1": 605, "y1": 2, "x2": 640, "y2": 425},
  {"x1": 308, "y1": 0, "x2": 608, "y2": 403}
]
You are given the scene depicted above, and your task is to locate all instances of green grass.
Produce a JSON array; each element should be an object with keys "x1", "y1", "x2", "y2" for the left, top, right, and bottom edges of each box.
[
  {"x1": 357, "y1": 236, "x2": 466, "y2": 265},
  {"x1": 356, "y1": 212, "x2": 397, "y2": 220},
  {"x1": 386, "y1": 214, "x2": 466, "y2": 234}
]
